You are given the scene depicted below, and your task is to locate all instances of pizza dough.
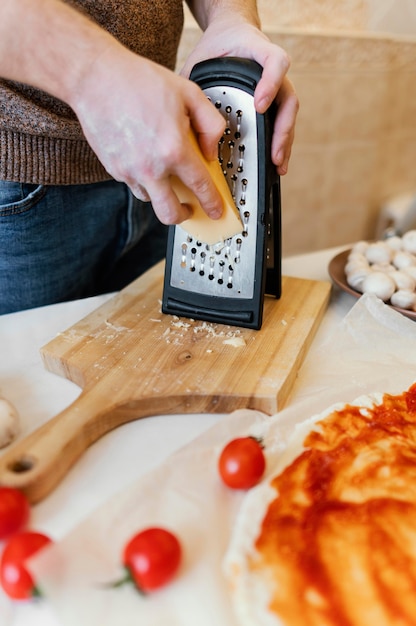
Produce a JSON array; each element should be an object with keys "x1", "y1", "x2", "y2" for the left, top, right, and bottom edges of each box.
[
  {"x1": 0, "y1": 397, "x2": 19, "y2": 448},
  {"x1": 224, "y1": 384, "x2": 416, "y2": 626}
]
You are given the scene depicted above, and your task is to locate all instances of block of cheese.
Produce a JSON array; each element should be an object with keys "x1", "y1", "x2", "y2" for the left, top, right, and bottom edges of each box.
[{"x1": 171, "y1": 131, "x2": 242, "y2": 246}]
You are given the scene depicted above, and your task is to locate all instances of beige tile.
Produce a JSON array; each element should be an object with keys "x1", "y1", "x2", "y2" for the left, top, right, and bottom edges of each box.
[
  {"x1": 268, "y1": 31, "x2": 343, "y2": 70},
  {"x1": 257, "y1": 0, "x2": 367, "y2": 31},
  {"x1": 319, "y1": 201, "x2": 373, "y2": 248},
  {"x1": 337, "y1": 33, "x2": 393, "y2": 70},
  {"x1": 331, "y1": 71, "x2": 390, "y2": 142},
  {"x1": 289, "y1": 70, "x2": 336, "y2": 144},
  {"x1": 280, "y1": 146, "x2": 333, "y2": 254},
  {"x1": 393, "y1": 70, "x2": 416, "y2": 130},
  {"x1": 325, "y1": 143, "x2": 378, "y2": 204}
]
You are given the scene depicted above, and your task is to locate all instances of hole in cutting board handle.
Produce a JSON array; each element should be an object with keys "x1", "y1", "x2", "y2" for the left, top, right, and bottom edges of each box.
[{"x1": 8, "y1": 455, "x2": 36, "y2": 473}]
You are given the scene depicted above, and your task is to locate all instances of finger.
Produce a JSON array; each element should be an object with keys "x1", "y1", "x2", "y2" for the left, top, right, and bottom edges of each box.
[
  {"x1": 130, "y1": 183, "x2": 150, "y2": 202},
  {"x1": 271, "y1": 78, "x2": 299, "y2": 175},
  {"x1": 253, "y1": 49, "x2": 291, "y2": 114},
  {"x1": 175, "y1": 132, "x2": 225, "y2": 219},
  {"x1": 133, "y1": 121, "x2": 224, "y2": 223},
  {"x1": 144, "y1": 177, "x2": 193, "y2": 225},
  {"x1": 186, "y1": 84, "x2": 226, "y2": 161}
]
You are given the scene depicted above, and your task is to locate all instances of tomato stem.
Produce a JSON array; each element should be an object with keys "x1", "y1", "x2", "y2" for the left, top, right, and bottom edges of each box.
[
  {"x1": 249, "y1": 435, "x2": 265, "y2": 448},
  {"x1": 100, "y1": 567, "x2": 146, "y2": 596},
  {"x1": 32, "y1": 585, "x2": 43, "y2": 599},
  {"x1": 111, "y1": 570, "x2": 132, "y2": 588}
]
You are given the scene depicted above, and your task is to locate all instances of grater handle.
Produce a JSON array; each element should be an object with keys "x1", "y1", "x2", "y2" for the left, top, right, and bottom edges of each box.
[
  {"x1": 162, "y1": 56, "x2": 282, "y2": 330},
  {"x1": 189, "y1": 57, "x2": 263, "y2": 93},
  {"x1": 266, "y1": 179, "x2": 282, "y2": 297}
]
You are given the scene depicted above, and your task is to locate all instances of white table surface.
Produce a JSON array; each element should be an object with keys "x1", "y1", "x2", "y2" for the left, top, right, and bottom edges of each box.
[{"x1": 0, "y1": 245, "x2": 352, "y2": 624}]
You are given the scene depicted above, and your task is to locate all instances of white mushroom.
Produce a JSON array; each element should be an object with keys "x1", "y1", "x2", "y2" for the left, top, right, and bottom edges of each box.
[
  {"x1": 390, "y1": 270, "x2": 416, "y2": 292},
  {"x1": 371, "y1": 263, "x2": 395, "y2": 274},
  {"x1": 403, "y1": 265, "x2": 416, "y2": 281},
  {"x1": 351, "y1": 240, "x2": 370, "y2": 255},
  {"x1": 361, "y1": 272, "x2": 396, "y2": 302},
  {"x1": 390, "y1": 289, "x2": 416, "y2": 310},
  {"x1": 346, "y1": 267, "x2": 372, "y2": 292},
  {"x1": 0, "y1": 398, "x2": 19, "y2": 448},
  {"x1": 365, "y1": 242, "x2": 393, "y2": 265},
  {"x1": 402, "y1": 230, "x2": 416, "y2": 254},
  {"x1": 393, "y1": 250, "x2": 416, "y2": 270},
  {"x1": 345, "y1": 257, "x2": 369, "y2": 275},
  {"x1": 385, "y1": 235, "x2": 403, "y2": 252}
]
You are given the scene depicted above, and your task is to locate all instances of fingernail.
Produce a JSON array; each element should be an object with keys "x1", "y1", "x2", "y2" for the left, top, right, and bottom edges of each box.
[
  {"x1": 256, "y1": 98, "x2": 267, "y2": 113},
  {"x1": 278, "y1": 161, "x2": 288, "y2": 176},
  {"x1": 209, "y1": 207, "x2": 223, "y2": 220}
]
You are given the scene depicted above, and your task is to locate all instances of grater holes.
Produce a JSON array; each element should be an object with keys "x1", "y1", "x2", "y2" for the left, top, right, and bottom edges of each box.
[
  {"x1": 239, "y1": 178, "x2": 248, "y2": 206},
  {"x1": 227, "y1": 140, "x2": 235, "y2": 169},
  {"x1": 181, "y1": 243, "x2": 187, "y2": 268},
  {"x1": 218, "y1": 259, "x2": 225, "y2": 285},
  {"x1": 237, "y1": 144, "x2": 245, "y2": 172},
  {"x1": 190, "y1": 247, "x2": 197, "y2": 272},
  {"x1": 242, "y1": 211, "x2": 250, "y2": 237},
  {"x1": 235, "y1": 109, "x2": 243, "y2": 139},
  {"x1": 208, "y1": 256, "x2": 215, "y2": 280},
  {"x1": 231, "y1": 173, "x2": 238, "y2": 198},
  {"x1": 199, "y1": 251, "x2": 206, "y2": 276},
  {"x1": 172, "y1": 87, "x2": 258, "y2": 298},
  {"x1": 235, "y1": 237, "x2": 242, "y2": 264},
  {"x1": 227, "y1": 265, "x2": 234, "y2": 289}
]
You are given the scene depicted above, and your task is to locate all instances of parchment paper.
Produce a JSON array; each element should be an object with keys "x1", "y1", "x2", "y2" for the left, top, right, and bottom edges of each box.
[{"x1": 30, "y1": 293, "x2": 416, "y2": 626}]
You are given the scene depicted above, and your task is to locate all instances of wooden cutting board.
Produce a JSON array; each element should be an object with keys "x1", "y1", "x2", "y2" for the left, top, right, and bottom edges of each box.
[{"x1": 0, "y1": 262, "x2": 331, "y2": 503}]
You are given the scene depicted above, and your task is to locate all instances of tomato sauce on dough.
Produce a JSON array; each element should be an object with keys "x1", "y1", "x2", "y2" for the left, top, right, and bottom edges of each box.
[{"x1": 254, "y1": 384, "x2": 416, "y2": 626}]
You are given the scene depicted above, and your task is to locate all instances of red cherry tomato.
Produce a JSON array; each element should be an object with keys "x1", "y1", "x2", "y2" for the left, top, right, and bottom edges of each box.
[
  {"x1": 0, "y1": 487, "x2": 30, "y2": 540},
  {"x1": 218, "y1": 436, "x2": 266, "y2": 489},
  {"x1": 0, "y1": 531, "x2": 52, "y2": 600},
  {"x1": 123, "y1": 527, "x2": 182, "y2": 593}
]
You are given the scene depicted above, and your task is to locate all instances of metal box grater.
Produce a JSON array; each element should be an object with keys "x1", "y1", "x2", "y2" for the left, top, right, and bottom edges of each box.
[{"x1": 162, "y1": 57, "x2": 281, "y2": 330}]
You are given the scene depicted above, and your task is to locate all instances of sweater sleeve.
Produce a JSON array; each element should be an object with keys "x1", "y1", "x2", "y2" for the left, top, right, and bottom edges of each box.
[{"x1": 0, "y1": 0, "x2": 184, "y2": 185}]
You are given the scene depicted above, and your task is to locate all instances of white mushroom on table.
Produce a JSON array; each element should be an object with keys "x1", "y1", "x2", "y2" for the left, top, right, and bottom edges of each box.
[{"x1": 0, "y1": 396, "x2": 19, "y2": 448}]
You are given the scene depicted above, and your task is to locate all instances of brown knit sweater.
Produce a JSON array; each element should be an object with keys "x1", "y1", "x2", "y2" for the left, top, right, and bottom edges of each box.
[{"x1": 0, "y1": 0, "x2": 184, "y2": 184}]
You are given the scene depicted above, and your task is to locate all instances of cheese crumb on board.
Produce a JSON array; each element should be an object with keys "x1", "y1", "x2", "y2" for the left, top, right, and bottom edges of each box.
[
  {"x1": 161, "y1": 315, "x2": 248, "y2": 346},
  {"x1": 223, "y1": 336, "x2": 246, "y2": 348}
]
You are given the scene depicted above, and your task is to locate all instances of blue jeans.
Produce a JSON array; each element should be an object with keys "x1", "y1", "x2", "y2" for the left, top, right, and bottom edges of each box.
[{"x1": 0, "y1": 180, "x2": 168, "y2": 314}]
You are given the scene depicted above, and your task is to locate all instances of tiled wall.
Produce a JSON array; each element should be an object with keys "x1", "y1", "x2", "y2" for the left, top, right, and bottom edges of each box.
[
  {"x1": 254, "y1": 0, "x2": 416, "y2": 36},
  {"x1": 178, "y1": 2, "x2": 416, "y2": 255}
]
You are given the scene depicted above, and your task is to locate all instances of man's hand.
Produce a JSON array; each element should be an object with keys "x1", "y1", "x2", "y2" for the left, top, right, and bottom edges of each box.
[
  {"x1": 71, "y1": 46, "x2": 228, "y2": 225},
  {"x1": 181, "y1": 18, "x2": 299, "y2": 176}
]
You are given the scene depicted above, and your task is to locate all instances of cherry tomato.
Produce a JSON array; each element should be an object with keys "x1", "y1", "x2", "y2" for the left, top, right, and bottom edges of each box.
[
  {"x1": 123, "y1": 527, "x2": 182, "y2": 593},
  {"x1": 0, "y1": 531, "x2": 52, "y2": 600},
  {"x1": 218, "y1": 436, "x2": 266, "y2": 489},
  {"x1": 0, "y1": 487, "x2": 30, "y2": 540}
]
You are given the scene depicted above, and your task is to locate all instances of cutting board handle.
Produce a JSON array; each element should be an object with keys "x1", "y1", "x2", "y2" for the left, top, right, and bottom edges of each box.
[
  {"x1": 0, "y1": 267, "x2": 331, "y2": 504},
  {"x1": 0, "y1": 384, "x2": 190, "y2": 504}
]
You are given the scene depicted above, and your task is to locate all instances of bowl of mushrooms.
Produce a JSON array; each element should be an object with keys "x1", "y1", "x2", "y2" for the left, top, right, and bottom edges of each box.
[{"x1": 328, "y1": 231, "x2": 416, "y2": 319}]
